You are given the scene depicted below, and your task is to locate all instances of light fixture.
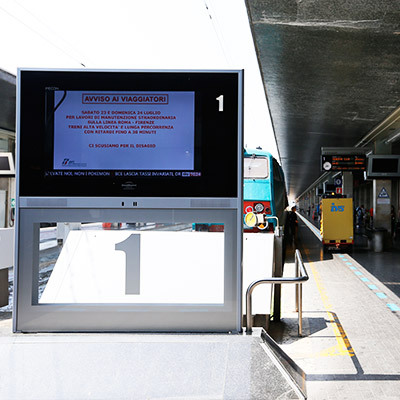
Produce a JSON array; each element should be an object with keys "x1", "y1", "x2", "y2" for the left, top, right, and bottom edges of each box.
[{"x1": 385, "y1": 130, "x2": 400, "y2": 144}]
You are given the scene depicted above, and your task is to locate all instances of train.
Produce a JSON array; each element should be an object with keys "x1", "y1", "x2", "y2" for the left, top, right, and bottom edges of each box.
[
  {"x1": 194, "y1": 148, "x2": 288, "y2": 232},
  {"x1": 243, "y1": 148, "x2": 288, "y2": 232}
]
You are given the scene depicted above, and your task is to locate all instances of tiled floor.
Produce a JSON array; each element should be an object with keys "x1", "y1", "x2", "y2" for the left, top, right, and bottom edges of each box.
[{"x1": 271, "y1": 217, "x2": 400, "y2": 399}]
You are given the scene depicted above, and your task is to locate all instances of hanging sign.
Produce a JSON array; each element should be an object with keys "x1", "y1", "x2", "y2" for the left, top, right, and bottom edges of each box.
[
  {"x1": 321, "y1": 155, "x2": 366, "y2": 172},
  {"x1": 334, "y1": 177, "x2": 343, "y2": 187}
]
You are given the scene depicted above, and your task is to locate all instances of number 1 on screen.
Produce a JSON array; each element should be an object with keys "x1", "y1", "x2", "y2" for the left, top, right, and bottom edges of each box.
[{"x1": 216, "y1": 95, "x2": 224, "y2": 112}]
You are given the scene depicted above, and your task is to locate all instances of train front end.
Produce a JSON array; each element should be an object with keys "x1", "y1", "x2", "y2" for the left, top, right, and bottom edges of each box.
[{"x1": 243, "y1": 149, "x2": 276, "y2": 232}]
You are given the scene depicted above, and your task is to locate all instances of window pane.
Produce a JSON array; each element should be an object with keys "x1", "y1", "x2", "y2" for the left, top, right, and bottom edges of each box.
[{"x1": 244, "y1": 157, "x2": 269, "y2": 179}]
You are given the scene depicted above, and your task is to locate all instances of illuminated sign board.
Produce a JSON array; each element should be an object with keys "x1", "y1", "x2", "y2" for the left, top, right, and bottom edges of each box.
[{"x1": 321, "y1": 155, "x2": 366, "y2": 172}]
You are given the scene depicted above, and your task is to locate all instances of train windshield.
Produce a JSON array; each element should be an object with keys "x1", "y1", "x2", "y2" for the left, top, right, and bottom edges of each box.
[{"x1": 244, "y1": 156, "x2": 269, "y2": 179}]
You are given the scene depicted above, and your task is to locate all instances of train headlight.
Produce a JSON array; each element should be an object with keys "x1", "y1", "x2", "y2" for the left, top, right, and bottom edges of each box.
[
  {"x1": 254, "y1": 202, "x2": 264, "y2": 213},
  {"x1": 245, "y1": 205, "x2": 253, "y2": 214},
  {"x1": 244, "y1": 212, "x2": 257, "y2": 227}
]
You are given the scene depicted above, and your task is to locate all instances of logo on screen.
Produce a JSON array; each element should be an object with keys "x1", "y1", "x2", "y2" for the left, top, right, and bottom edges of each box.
[
  {"x1": 121, "y1": 181, "x2": 137, "y2": 191},
  {"x1": 61, "y1": 158, "x2": 87, "y2": 168}
]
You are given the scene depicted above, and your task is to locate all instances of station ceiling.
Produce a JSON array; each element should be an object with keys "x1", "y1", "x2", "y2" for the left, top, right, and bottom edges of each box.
[{"x1": 246, "y1": 0, "x2": 400, "y2": 199}]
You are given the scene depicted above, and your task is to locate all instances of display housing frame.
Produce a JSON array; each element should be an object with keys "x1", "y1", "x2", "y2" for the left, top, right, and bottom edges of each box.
[
  {"x1": 18, "y1": 69, "x2": 241, "y2": 199},
  {"x1": 15, "y1": 68, "x2": 244, "y2": 333}
]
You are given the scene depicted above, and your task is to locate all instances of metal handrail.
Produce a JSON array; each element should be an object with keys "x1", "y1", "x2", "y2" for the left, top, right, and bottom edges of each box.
[
  {"x1": 246, "y1": 249, "x2": 309, "y2": 336},
  {"x1": 265, "y1": 216, "x2": 280, "y2": 236}
]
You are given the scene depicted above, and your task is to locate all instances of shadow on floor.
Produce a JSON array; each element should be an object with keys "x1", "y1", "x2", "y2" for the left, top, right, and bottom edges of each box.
[{"x1": 268, "y1": 315, "x2": 328, "y2": 345}]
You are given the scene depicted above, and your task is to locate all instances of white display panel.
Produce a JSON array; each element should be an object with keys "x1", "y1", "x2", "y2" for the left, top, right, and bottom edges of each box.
[
  {"x1": 53, "y1": 91, "x2": 195, "y2": 171},
  {"x1": 40, "y1": 230, "x2": 224, "y2": 304},
  {"x1": 14, "y1": 208, "x2": 241, "y2": 333}
]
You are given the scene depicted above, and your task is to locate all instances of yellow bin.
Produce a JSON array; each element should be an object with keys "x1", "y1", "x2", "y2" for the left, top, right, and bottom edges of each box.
[{"x1": 321, "y1": 198, "x2": 354, "y2": 251}]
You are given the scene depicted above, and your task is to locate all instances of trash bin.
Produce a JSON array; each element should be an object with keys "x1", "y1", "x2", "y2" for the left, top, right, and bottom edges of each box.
[{"x1": 372, "y1": 228, "x2": 386, "y2": 253}]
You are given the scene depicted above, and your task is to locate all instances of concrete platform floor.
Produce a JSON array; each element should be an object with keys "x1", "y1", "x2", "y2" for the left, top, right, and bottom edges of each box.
[
  {"x1": 270, "y1": 217, "x2": 400, "y2": 399},
  {"x1": 2, "y1": 215, "x2": 400, "y2": 398},
  {"x1": 0, "y1": 313, "x2": 304, "y2": 400}
]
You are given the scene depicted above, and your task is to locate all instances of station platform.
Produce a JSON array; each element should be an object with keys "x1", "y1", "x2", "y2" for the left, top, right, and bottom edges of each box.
[
  {"x1": 1, "y1": 217, "x2": 400, "y2": 399},
  {"x1": 0, "y1": 226, "x2": 306, "y2": 400},
  {"x1": 271, "y1": 213, "x2": 400, "y2": 399},
  {"x1": 0, "y1": 319, "x2": 306, "y2": 399}
]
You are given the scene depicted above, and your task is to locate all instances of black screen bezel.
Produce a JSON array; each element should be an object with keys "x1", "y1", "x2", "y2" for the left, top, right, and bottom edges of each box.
[{"x1": 19, "y1": 70, "x2": 241, "y2": 197}]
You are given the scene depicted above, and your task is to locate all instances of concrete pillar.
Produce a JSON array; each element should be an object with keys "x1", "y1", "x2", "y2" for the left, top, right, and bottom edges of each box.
[
  {"x1": 373, "y1": 140, "x2": 393, "y2": 245},
  {"x1": 375, "y1": 140, "x2": 392, "y2": 155},
  {"x1": 7, "y1": 177, "x2": 16, "y2": 227},
  {"x1": 343, "y1": 172, "x2": 353, "y2": 198},
  {"x1": 57, "y1": 222, "x2": 81, "y2": 245},
  {"x1": 0, "y1": 190, "x2": 5, "y2": 228},
  {"x1": 361, "y1": 185, "x2": 366, "y2": 209},
  {"x1": 373, "y1": 180, "x2": 392, "y2": 231}
]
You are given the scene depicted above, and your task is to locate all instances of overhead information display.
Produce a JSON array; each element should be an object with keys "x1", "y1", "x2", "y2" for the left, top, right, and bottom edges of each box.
[
  {"x1": 321, "y1": 154, "x2": 366, "y2": 172},
  {"x1": 53, "y1": 90, "x2": 195, "y2": 171}
]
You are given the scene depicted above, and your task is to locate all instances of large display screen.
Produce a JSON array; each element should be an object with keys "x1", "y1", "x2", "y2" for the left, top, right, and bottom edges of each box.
[
  {"x1": 18, "y1": 70, "x2": 242, "y2": 197},
  {"x1": 367, "y1": 155, "x2": 400, "y2": 178},
  {"x1": 51, "y1": 90, "x2": 195, "y2": 173}
]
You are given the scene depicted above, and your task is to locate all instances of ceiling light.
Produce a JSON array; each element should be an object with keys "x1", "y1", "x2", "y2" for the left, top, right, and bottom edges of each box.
[{"x1": 385, "y1": 130, "x2": 400, "y2": 144}]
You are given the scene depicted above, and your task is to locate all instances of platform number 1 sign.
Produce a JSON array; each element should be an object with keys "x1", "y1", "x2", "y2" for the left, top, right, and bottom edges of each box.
[
  {"x1": 115, "y1": 234, "x2": 141, "y2": 295},
  {"x1": 216, "y1": 95, "x2": 224, "y2": 112}
]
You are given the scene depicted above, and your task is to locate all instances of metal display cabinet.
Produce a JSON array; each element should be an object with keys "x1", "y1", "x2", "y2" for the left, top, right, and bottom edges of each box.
[{"x1": 14, "y1": 69, "x2": 243, "y2": 333}]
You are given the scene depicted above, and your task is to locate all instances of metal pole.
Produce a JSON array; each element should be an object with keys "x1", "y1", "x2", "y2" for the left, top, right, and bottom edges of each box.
[
  {"x1": 246, "y1": 284, "x2": 253, "y2": 333},
  {"x1": 295, "y1": 254, "x2": 299, "y2": 312},
  {"x1": 272, "y1": 233, "x2": 283, "y2": 321},
  {"x1": 298, "y1": 283, "x2": 303, "y2": 336},
  {"x1": 245, "y1": 249, "x2": 308, "y2": 336}
]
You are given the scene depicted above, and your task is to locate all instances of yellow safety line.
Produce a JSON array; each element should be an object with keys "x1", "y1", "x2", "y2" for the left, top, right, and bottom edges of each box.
[{"x1": 302, "y1": 248, "x2": 355, "y2": 358}]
